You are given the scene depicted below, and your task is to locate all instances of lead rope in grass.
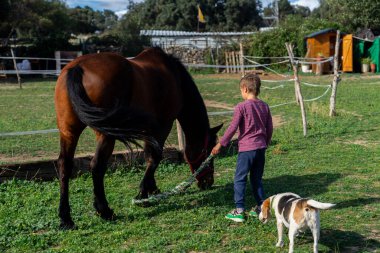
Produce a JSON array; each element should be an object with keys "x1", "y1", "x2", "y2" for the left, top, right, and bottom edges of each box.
[{"x1": 132, "y1": 154, "x2": 214, "y2": 205}]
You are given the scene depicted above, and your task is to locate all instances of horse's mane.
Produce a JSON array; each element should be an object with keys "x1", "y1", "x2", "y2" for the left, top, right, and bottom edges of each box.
[{"x1": 149, "y1": 47, "x2": 210, "y2": 131}]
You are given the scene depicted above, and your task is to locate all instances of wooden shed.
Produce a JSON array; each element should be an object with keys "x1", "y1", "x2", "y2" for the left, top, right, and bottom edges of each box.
[
  {"x1": 304, "y1": 28, "x2": 339, "y2": 74},
  {"x1": 304, "y1": 28, "x2": 376, "y2": 73}
]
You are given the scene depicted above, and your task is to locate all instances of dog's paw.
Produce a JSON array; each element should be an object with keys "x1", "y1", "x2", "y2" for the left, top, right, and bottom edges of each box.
[{"x1": 276, "y1": 241, "x2": 284, "y2": 248}]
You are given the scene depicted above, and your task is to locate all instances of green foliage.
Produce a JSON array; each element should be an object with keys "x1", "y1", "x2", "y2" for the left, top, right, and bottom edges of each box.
[
  {"x1": 312, "y1": 0, "x2": 380, "y2": 31},
  {"x1": 247, "y1": 15, "x2": 341, "y2": 58},
  {"x1": 111, "y1": 3, "x2": 150, "y2": 57},
  {"x1": 68, "y1": 7, "x2": 118, "y2": 34},
  {"x1": 361, "y1": 57, "x2": 371, "y2": 64},
  {"x1": 126, "y1": 0, "x2": 262, "y2": 32}
]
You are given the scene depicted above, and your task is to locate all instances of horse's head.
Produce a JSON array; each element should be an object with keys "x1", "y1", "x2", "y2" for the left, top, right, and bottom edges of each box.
[{"x1": 187, "y1": 124, "x2": 223, "y2": 190}]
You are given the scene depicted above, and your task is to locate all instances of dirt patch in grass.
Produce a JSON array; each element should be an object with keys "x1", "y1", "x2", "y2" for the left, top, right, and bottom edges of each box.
[
  {"x1": 194, "y1": 73, "x2": 294, "y2": 81},
  {"x1": 336, "y1": 138, "x2": 379, "y2": 148},
  {"x1": 204, "y1": 100, "x2": 234, "y2": 110},
  {"x1": 272, "y1": 115, "x2": 285, "y2": 128},
  {"x1": 338, "y1": 109, "x2": 364, "y2": 118}
]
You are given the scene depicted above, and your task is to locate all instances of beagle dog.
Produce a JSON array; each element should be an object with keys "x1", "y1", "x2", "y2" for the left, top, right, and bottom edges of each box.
[{"x1": 259, "y1": 193, "x2": 335, "y2": 253}]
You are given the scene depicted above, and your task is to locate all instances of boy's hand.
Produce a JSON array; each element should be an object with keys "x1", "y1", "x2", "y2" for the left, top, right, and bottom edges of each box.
[{"x1": 211, "y1": 143, "x2": 222, "y2": 155}]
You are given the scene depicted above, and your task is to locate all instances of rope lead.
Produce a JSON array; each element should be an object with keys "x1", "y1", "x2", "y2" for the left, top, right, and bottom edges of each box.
[{"x1": 132, "y1": 154, "x2": 215, "y2": 205}]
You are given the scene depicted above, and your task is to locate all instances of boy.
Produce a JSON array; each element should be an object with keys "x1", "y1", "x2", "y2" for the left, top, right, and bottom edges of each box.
[{"x1": 212, "y1": 74, "x2": 273, "y2": 222}]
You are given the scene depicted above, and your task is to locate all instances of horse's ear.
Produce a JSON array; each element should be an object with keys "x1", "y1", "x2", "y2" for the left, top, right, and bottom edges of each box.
[{"x1": 210, "y1": 124, "x2": 223, "y2": 135}]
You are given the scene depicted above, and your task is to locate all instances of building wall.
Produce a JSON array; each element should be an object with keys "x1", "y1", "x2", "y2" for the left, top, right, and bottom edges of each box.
[{"x1": 149, "y1": 36, "x2": 242, "y2": 49}]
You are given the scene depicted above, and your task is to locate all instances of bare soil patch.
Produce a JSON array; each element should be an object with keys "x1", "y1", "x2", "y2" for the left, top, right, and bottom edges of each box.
[
  {"x1": 336, "y1": 138, "x2": 379, "y2": 148},
  {"x1": 204, "y1": 100, "x2": 234, "y2": 110},
  {"x1": 194, "y1": 73, "x2": 294, "y2": 81}
]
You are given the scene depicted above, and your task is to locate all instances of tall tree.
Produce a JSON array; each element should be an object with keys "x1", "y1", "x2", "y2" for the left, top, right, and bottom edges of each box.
[
  {"x1": 112, "y1": 1, "x2": 150, "y2": 56},
  {"x1": 127, "y1": 0, "x2": 262, "y2": 32},
  {"x1": 278, "y1": 0, "x2": 294, "y2": 20},
  {"x1": 68, "y1": 6, "x2": 118, "y2": 34},
  {"x1": 293, "y1": 5, "x2": 311, "y2": 18},
  {"x1": 312, "y1": 0, "x2": 380, "y2": 31},
  {"x1": 224, "y1": 0, "x2": 262, "y2": 31}
]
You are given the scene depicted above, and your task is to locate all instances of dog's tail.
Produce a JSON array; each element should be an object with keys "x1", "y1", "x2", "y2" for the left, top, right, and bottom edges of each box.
[{"x1": 307, "y1": 200, "x2": 335, "y2": 210}]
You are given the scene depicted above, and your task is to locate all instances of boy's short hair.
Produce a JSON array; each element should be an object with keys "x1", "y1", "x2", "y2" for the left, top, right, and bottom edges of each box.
[{"x1": 240, "y1": 73, "x2": 261, "y2": 95}]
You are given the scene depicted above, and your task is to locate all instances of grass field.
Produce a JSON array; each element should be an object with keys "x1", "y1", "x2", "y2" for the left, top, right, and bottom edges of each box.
[{"x1": 0, "y1": 73, "x2": 379, "y2": 252}]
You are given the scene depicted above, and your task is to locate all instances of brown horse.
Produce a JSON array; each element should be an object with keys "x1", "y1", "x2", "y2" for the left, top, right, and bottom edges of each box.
[{"x1": 55, "y1": 47, "x2": 222, "y2": 229}]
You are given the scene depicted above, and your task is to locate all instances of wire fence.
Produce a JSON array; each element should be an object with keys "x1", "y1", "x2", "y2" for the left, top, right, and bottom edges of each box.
[
  {"x1": 0, "y1": 53, "x2": 334, "y2": 76},
  {"x1": 0, "y1": 54, "x2": 335, "y2": 165}
]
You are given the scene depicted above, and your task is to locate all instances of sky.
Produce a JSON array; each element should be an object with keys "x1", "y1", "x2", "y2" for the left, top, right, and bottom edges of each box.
[{"x1": 65, "y1": 0, "x2": 320, "y2": 18}]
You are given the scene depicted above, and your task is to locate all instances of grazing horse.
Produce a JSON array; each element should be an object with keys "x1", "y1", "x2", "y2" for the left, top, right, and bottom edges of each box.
[{"x1": 54, "y1": 47, "x2": 222, "y2": 229}]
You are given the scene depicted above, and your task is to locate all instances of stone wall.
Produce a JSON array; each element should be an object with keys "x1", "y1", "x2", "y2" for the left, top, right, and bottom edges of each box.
[{"x1": 164, "y1": 46, "x2": 208, "y2": 64}]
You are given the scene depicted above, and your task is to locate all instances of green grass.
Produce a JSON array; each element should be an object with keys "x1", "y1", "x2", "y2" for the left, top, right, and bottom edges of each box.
[{"x1": 0, "y1": 73, "x2": 380, "y2": 252}]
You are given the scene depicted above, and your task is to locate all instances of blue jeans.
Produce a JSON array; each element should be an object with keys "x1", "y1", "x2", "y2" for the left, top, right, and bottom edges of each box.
[{"x1": 234, "y1": 149, "x2": 266, "y2": 210}]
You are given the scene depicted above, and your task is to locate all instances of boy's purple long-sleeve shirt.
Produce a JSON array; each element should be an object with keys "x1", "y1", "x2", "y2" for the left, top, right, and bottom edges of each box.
[{"x1": 220, "y1": 99, "x2": 273, "y2": 152}]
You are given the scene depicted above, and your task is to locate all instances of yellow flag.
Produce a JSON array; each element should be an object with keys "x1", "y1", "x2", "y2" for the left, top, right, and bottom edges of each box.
[{"x1": 198, "y1": 5, "x2": 206, "y2": 23}]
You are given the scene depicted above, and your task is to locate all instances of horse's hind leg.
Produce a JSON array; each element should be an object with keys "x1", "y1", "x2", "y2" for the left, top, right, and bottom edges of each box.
[
  {"x1": 58, "y1": 130, "x2": 83, "y2": 229},
  {"x1": 91, "y1": 133, "x2": 115, "y2": 220}
]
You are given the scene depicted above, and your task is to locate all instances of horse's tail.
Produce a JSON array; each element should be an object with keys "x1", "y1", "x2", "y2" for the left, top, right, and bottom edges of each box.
[{"x1": 66, "y1": 65, "x2": 159, "y2": 151}]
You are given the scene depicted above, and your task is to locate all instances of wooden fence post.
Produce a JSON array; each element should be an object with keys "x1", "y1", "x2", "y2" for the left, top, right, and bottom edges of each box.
[
  {"x1": 286, "y1": 43, "x2": 307, "y2": 137},
  {"x1": 176, "y1": 120, "x2": 185, "y2": 152},
  {"x1": 55, "y1": 51, "x2": 61, "y2": 75},
  {"x1": 231, "y1": 51, "x2": 236, "y2": 73},
  {"x1": 239, "y1": 43, "x2": 245, "y2": 76},
  {"x1": 225, "y1": 52, "x2": 230, "y2": 73},
  {"x1": 330, "y1": 30, "x2": 341, "y2": 117},
  {"x1": 10, "y1": 48, "x2": 21, "y2": 89}
]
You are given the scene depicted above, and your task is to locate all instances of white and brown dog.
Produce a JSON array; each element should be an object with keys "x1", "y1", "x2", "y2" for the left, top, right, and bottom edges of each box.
[{"x1": 259, "y1": 192, "x2": 335, "y2": 253}]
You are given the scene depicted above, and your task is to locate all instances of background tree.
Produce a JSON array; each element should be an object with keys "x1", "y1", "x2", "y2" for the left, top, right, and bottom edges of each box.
[
  {"x1": 223, "y1": 0, "x2": 262, "y2": 31},
  {"x1": 112, "y1": 1, "x2": 150, "y2": 56},
  {"x1": 0, "y1": 0, "x2": 72, "y2": 55},
  {"x1": 263, "y1": 0, "x2": 310, "y2": 24},
  {"x1": 69, "y1": 6, "x2": 118, "y2": 34},
  {"x1": 278, "y1": 0, "x2": 294, "y2": 20},
  {"x1": 128, "y1": 0, "x2": 262, "y2": 32},
  {"x1": 312, "y1": 0, "x2": 380, "y2": 31},
  {"x1": 247, "y1": 15, "x2": 341, "y2": 59},
  {"x1": 293, "y1": 5, "x2": 311, "y2": 18}
]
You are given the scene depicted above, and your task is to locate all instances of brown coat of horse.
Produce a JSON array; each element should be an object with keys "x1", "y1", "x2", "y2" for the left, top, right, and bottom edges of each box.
[{"x1": 55, "y1": 48, "x2": 222, "y2": 229}]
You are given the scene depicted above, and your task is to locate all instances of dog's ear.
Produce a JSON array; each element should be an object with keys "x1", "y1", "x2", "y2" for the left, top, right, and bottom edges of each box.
[{"x1": 261, "y1": 198, "x2": 271, "y2": 220}]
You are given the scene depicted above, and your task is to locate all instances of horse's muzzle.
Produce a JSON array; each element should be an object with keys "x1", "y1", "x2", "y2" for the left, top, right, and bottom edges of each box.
[{"x1": 197, "y1": 169, "x2": 214, "y2": 190}]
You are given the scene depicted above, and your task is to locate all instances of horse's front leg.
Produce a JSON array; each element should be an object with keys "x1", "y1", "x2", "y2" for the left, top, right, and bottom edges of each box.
[{"x1": 91, "y1": 133, "x2": 115, "y2": 220}]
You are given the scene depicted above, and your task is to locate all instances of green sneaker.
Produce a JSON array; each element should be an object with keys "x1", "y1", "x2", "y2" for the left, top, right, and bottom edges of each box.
[
  {"x1": 249, "y1": 206, "x2": 261, "y2": 217},
  {"x1": 225, "y1": 209, "x2": 245, "y2": 222}
]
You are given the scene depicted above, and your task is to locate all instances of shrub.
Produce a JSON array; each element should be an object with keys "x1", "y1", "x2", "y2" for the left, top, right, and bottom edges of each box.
[{"x1": 246, "y1": 15, "x2": 343, "y2": 59}]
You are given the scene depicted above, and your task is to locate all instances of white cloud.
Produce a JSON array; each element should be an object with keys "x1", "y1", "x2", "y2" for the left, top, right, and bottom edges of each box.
[
  {"x1": 115, "y1": 9, "x2": 128, "y2": 18},
  {"x1": 262, "y1": 0, "x2": 320, "y2": 10},
  {"x1": 65, "y1": 0, "x2": 128, "y2": 12},
  {"x1": 291, "y1": 0, "x2": 320, "y2": 10}
]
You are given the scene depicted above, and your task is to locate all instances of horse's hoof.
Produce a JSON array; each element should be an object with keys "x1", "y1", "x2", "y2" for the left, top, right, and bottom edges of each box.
[
  {"x1": 59, "y1": 220, "x2": 76, "y2": 230},
  {"x1": 135, "y1": 191, "x2": 148, "y2": 200},
  {"x1": 97, "y1": 208, "x2": 116, "y2": 221},
  {"x1": 149, "y1": 188, "x2": 161, "y2": 195},
  {"x1": 133, "y1": 199, "x2": 154, "y2": 207}
]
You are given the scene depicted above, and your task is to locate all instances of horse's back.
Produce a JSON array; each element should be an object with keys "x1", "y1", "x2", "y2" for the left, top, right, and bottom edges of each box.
[
  {"x1": 55, "y1": 50, "x2": 183, "y2": 131},
  {"x1": 56, "y1": 53, "x2": 131, "y2": 107}
]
